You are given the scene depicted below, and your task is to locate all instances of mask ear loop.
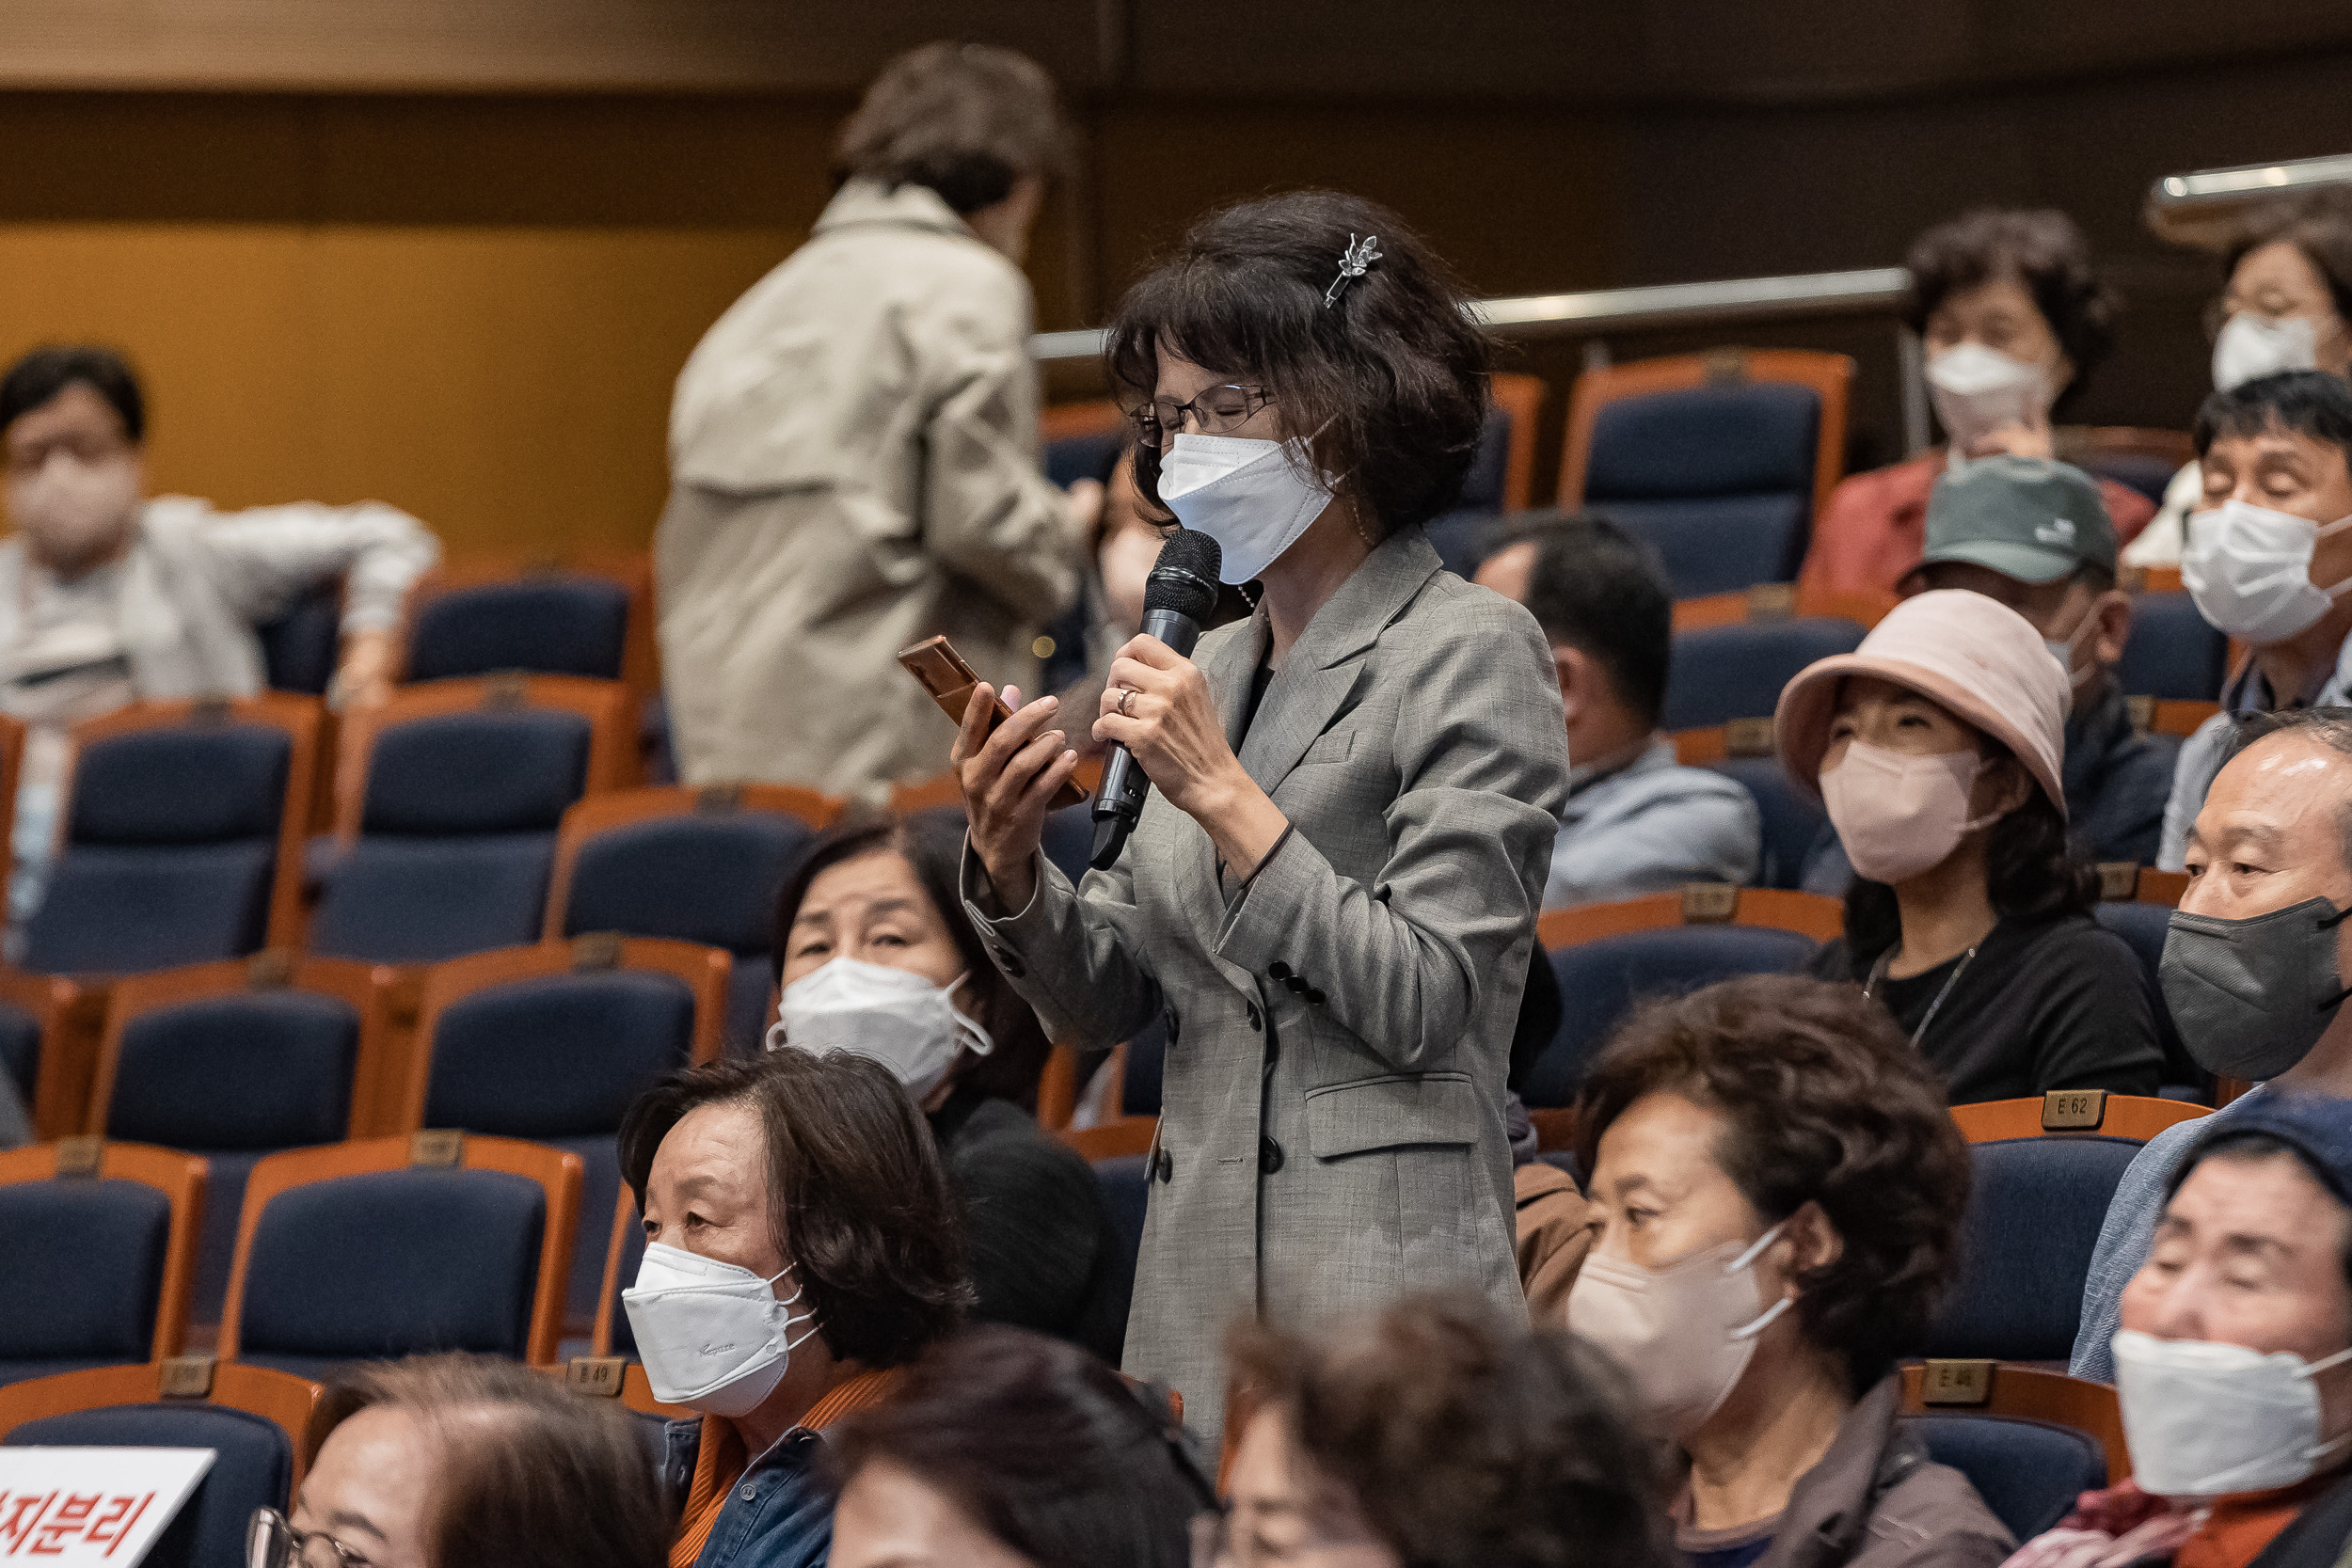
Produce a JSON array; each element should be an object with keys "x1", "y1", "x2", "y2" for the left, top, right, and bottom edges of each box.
[
  {"x1": 1724, "y1": 1220, "x2": 1799, "y2": 1341},
  {"x1": 946, "y1": 972, "x2": 995, "y2": 1057}
]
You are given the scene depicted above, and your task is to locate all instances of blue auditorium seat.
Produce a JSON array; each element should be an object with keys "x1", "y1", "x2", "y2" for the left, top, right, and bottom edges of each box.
[
  {"x1": 0, "y1": 1003, "x2": 38, "y2": 1107},
  {"x1": 1043, "y1": 427, "x2": 1126, "y2": 489},
  {"x1": 5, "y1": 1402, "x2": 294, "y2": 1568},
  {"x1": 1906, "y1": 1413, "x2": 2109, "y2": 1541},
  {"x1": 310, "y1": 708, "x2": 590, "y2": 963},
  {"x1": 233, "y1": 1165, "x2": 548, "y2": 1378},
  {"x1": 558, "y1": 809, "x2": 814, "y2": 1053},
  {"x1": 604, "y1": 1199, "x2": 645, "y2": 1359},
  {"x1": 25, "y1": 722, "x2": 292, "y2": 974},
  {"x1": 257, "y1": 579, "x2": 343, "y2": 696},
  {"x1": 1523, "y1": 925, "x2": 1819, "y2": 1107},
  {"x1": 1583, "y1": 383, "x2": 1822, "y2": 598},
  {"x1": 1121, "y1": 1012, "x2": 1168, "y2": 1118},
  {"x1": 1041, "y1": 802, "x2": 1097, "y2": 890},
  {"x1": 1705, "y1": 756, "x2": 1829, "y2": 891},
  {"x1": 1662, "y1": 618, "x2": 1866, "y2": 732},
  {"x1": 2117, "y1": 592, "x2": 2227, "y2": 702},
  {"x1": 103, "y1": 991, "x2": 360, "y2": 1323},
  {"x1": 1422, "y1": 405, "x2": 1515, "y2": 578},
  {"x1": 1091, "y1": 1154, "x2": 1152, "y2": 1305},
  {"x1": 407, "y1": 576, "x2": 631, "y2": 683},
  {"x1": 1927, "y1": 1135, "x2": 2142, "y2": 1361},
  {"x1": 0, "y1": 1178, "x2": 169, "y2": 1386},
  {"x1": 421, "y1": 968, "x2": 696, "y2": 1319}
]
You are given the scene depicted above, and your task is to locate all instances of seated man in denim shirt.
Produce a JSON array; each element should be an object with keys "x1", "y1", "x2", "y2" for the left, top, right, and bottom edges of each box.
[
  {"x1": 1478, "y1": 511, "x2": 1759, "y2": 907},
  {"x1": 618, "y1": 1049, "x2": 968, "y2": 1568},
  {"x1": 2073, "y1": 707, "x2": 2352, "y2": 1382}
]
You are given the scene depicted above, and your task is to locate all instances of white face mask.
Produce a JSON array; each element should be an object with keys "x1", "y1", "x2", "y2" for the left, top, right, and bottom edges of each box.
[
  {"x1": 621, "y1": 1243, "x2": 821, "y2": 1417},
  {"x1": 2113, "y1": 1328, "x2": 2352, "y2": 1497},
  {"x1": 766, "y1": 958, "x2": 992, "y2": 1103},
  {"x1": 1566, "y1": 1221, "x2": 1793, "y2": 1438},
  {"x1": 1158, "y1": 432, "x2": 1337, "y2": 584},
  {"x1": 2213, "y1": 312, "x2": 2320, "y2": 394},
  {"x1": 2181, "y1": 499, "x2": 2352, "y2": 644},
  {"x1": 2044, "y1": 608, "x2": 2099, "y2": 692},
  {"x1": 7, "y1": 451, "x2": 141, "y2": 571},
  {"x1": 1925, "y1": 343, "x2": 2052, "y2": 453}
]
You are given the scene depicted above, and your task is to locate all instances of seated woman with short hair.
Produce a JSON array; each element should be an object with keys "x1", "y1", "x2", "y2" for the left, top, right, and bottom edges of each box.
[
  {"x1": 2007, "y1": 1094, "x2": 2352, "y2": 1568},
  {"x1": 1206, "y1": 1292, "x2": 1668, "y2": 1568},
  {"x1": 252, "y1": 1352, "x2": 666, "y2": 1568},
  {"x1": 1779, "y1": 589, "x2": 2163, "y2": 1102},
  {"x1": 1570, "y1": 973, "x2": 2010, "y2": 1568},
  {"x1": 616, "y1": 1050, "x2": 969, "y2": 1568},
  {"x1": 771, "y1": 810, "x2": 1130, "y2": 1362},
  {"x1": 829, "y1": 1324, "x2": 1215, "y2": 1568}
]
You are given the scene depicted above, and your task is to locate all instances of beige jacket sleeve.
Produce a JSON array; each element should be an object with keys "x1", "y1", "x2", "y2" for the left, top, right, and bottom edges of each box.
[{"x1": 914, "y1": 267, "x2": 1081, "y2": 623}]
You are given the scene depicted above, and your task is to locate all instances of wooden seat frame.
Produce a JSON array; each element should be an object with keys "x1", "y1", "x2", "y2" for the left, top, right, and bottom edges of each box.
[
  {"x1": 1901, "y1": 1360, "x2": 2130, "y2": 1485},
  {"x1": 397, "y1": 937, "x2": 730, "y2": 1133},
  {"x1": 1672, "y1": 581, "x2": 1896, "y2": 635},
  {"x1": 85, "y1": 951, "x2": 403, "y2": 1141},
  {"x1": 542, "y1": 784, "x2": 842, "y2": 942},
  {"x1": 1537, "y1": 885, "x2": 1845, "y2": 949},
  {"x1": 1950, "y1": 1091, "x2": 2211, "y2": 1145},
  {"x1": 0, "y1": 1357, "x2": 325, "y2": 1492},
  {"x1": 332, "y1": 673, "x2": 636, "y2": 841},
  {"x1": 219, "y1": 1132, "x2": 582, "y2": 1368},
  {"x1": 65, "y1": 694, "x2": 326, "y2": 955},
  {"x1": 0, "y1": 1138, "x2": 206, "y2": 1361},
  {"x1": 5, "y1": 967, "x2": 111, "y2": 1142},
  {"x1": 404, "y1": 549, "x2": 660, "y2": 735},
  {"x1": 1558, "y1": 349, "x2": 1855, "y2": 523}
]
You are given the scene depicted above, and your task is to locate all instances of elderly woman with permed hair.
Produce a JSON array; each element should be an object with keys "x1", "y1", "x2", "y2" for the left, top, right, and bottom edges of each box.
[
  {"x1": 1568, "y1": 974, "x2": 2010, "y2": 1568},
  {"x1": 953, "y1": 189, "x2": 1571, "y2": 1445}
]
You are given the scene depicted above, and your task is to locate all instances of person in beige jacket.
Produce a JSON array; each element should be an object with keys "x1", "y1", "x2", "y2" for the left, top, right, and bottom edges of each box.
[{"x1": 657, "y1": 43, "x2": 1092, "y2": 800}]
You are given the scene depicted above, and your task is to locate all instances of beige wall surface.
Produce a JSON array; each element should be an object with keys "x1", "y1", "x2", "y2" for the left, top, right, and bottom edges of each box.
[{"x1": 0, "y1": 223, "x2": 796, "y2": 553}]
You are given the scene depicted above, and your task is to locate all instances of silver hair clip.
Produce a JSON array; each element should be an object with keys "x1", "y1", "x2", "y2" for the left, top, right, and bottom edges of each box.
[{"x1": 1323, "y1": 233, "x2": 1383, "y2": 309}]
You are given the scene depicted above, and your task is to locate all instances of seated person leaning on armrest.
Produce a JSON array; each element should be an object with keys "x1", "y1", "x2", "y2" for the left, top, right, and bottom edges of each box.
[
  {"x1": 0, "y1": 344, "x2": 439, "y2": 924},
  {"x1": 1476, "y1": 510, "x2": 1760, "y2": 908}
]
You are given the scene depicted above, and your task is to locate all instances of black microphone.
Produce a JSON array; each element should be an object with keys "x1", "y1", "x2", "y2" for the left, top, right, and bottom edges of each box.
[{"x1": 1090, "y1": 528, "x2": 1223, "y2": 870}]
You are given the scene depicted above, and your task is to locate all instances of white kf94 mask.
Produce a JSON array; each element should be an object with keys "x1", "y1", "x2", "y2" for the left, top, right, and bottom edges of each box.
[
  {"x1": 621, "y1": 1243, "x2": 821, "y2": 1417},
  {"x1": 1158, "y1": 432, "x2": 1338, "y2": 584},
  {"x1": 2181, "y1": 499, "x2": 2352, "y2": 644},
  {"x1": 2113, "y1": 1328, "x2": 2352, "y2": 1497},
  {"x1": 766, "y1": 958, "x2": 992, "y2": 1103}
]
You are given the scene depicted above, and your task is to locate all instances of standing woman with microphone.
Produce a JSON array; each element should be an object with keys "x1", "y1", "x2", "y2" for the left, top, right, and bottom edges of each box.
[{"x1": 951, "y1": 190, "x2": 1571, "y2": 1442}]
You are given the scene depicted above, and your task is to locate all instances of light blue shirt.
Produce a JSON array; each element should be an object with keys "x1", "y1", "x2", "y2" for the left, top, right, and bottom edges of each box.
[
  {"x1": 2069, "y1": 1088, "x2": 2263, "y2": 1382},
  {"x1": 2159, "y1": 638, "x2": 2352, "y2": 869},
  {"x1": 1546, "y1": 736, "x2": 1761, "y2": 908}
]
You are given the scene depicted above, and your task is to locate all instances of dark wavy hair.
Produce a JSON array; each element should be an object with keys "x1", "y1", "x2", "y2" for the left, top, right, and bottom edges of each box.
[
  {"x1": 1228, "y1": 1293, "x2": 1670, "y2": 1568},
  {"x1": 617, "y1": 1050, "x2": 971, "y2": 1369},
  {"x1": 831, "y1": 1326, "x2": 1214, "y2": 1568},
  {"x1": 2222, "y1": 196, "x2": 2352, "y2": 327},
  {"x1": 0, "y1": 344, "x2": 145, "y2": 442},
  {"x1": 1573, "y1": 975, "x2": 1971, "y2": 1392},
  {"x1": 1905, "y1": 208, "x2": 2116, "y2": 415},
  {"x1": 772, "y1": 808, "x2": 1052, "y2": 1109},
  {"x1": 2195, "y1": 368, "x2": 2352, "y2": 473},
  {"x1": 1105, "y1": 189, "x2": 1492, "y2": 540},
  {"x1": 307, "y1": 1354, "x2": 666, "y2": 1568},
  {"x1": 832, "y1": 41, "x2": 1069, "y2": 215},
  {"x1": 1839, "y1": 727, "x2": 2098, "y2": 958}
]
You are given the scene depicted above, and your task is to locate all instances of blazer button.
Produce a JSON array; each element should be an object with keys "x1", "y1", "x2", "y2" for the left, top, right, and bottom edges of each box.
[
  {"x1": 1268, "y1": 960, "x2": 1291, "y2": 980},
  {"x1": 1284, "y1": 974, "x2": 1306, "y2": 993},
  {"x1": 1246, "y1": 1003, "x2": 1262, "y2": 1032},
  {"x1": 1307, "y1": 988, "x2": 1327, "y2": 1006},
  {"x1": 1155, "y1": 1148, "x2": 1174, "y2": 1183},
  {"x1": 1259, "y1": 1135, "x2": 1284, "y2": 1175}
]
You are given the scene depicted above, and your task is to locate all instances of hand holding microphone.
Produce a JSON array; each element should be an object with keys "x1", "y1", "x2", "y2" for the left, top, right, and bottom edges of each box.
[{"x1": 1089, "y1": 528, "x2": 1230, "y2": 869}]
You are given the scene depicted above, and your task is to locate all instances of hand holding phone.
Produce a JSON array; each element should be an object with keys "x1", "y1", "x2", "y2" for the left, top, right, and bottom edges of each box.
[{"x1": 898, "y1": 636, "x2": 1087, "y2": 811}]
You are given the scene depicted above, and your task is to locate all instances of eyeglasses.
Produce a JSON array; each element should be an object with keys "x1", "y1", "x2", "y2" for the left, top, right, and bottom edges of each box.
[
  {"x1": 1128, "y1": 385, "x2": 1275, "y2": 449},
  {"x1": 247, "y1": 1508, "x2": 373, "y2": 1568}
]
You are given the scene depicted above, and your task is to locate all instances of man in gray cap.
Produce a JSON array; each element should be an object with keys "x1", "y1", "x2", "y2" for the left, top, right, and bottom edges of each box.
[{"x1": 1803, "y1": 456, "x2": 2170, "y2": 890}]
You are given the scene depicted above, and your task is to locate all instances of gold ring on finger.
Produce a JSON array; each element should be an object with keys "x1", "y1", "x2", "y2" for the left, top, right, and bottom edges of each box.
[{"x1": 1118, "y1": 687, "x2": 1136, "y2": 718}]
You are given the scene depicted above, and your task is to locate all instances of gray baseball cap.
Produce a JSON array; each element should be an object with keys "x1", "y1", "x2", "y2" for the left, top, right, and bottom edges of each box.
[{"x1": 1909, "y1": 456, "x2": 2117, "y2": 588}]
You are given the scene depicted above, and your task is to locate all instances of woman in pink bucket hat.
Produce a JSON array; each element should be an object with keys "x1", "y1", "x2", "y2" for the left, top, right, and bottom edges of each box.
[{"x1": 1776, "y1": 590, "x2": 2165, "y2": 1104}]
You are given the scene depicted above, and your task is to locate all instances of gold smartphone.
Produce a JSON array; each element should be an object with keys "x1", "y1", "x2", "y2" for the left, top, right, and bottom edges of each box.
[{"x1": 897, "y1": 635, "x2": 1086, "y2": 810}]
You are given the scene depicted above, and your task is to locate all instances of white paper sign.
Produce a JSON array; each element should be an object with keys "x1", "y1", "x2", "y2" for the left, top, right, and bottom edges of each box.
[{"x1": 0, "y1": 1448, "x2": 215, "y2": 1565}]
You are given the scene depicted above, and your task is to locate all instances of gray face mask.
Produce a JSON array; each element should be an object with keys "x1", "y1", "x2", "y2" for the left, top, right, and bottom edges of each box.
[{"x1": 2159, "y1": 897, "x2": 2352, "y2": 1080}]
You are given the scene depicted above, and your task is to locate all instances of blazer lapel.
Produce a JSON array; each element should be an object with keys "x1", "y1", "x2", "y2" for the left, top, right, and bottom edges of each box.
[{"x1": 1237, "y1": 526, "x2": 1443, "y2": 798}]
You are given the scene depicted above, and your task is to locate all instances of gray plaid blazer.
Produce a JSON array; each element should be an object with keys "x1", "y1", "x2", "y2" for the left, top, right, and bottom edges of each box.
[{"x1": 962, "y1": 525, "x2": 1570, "y2": 1445}]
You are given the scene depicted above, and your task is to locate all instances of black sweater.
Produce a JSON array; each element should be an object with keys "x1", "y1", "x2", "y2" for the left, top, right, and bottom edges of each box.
[
  {"x1": 928, "y1": 1088, "x2": 1131, "y2": 1363},
  {"x1": 1810, "y1": 910, "x2": 2164, "y2": 1105}
]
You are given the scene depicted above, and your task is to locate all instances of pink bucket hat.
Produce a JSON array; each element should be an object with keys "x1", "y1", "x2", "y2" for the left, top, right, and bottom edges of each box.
[{"x1": 1774, "y1": 589, "x2": 2071, "y2": 816}]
